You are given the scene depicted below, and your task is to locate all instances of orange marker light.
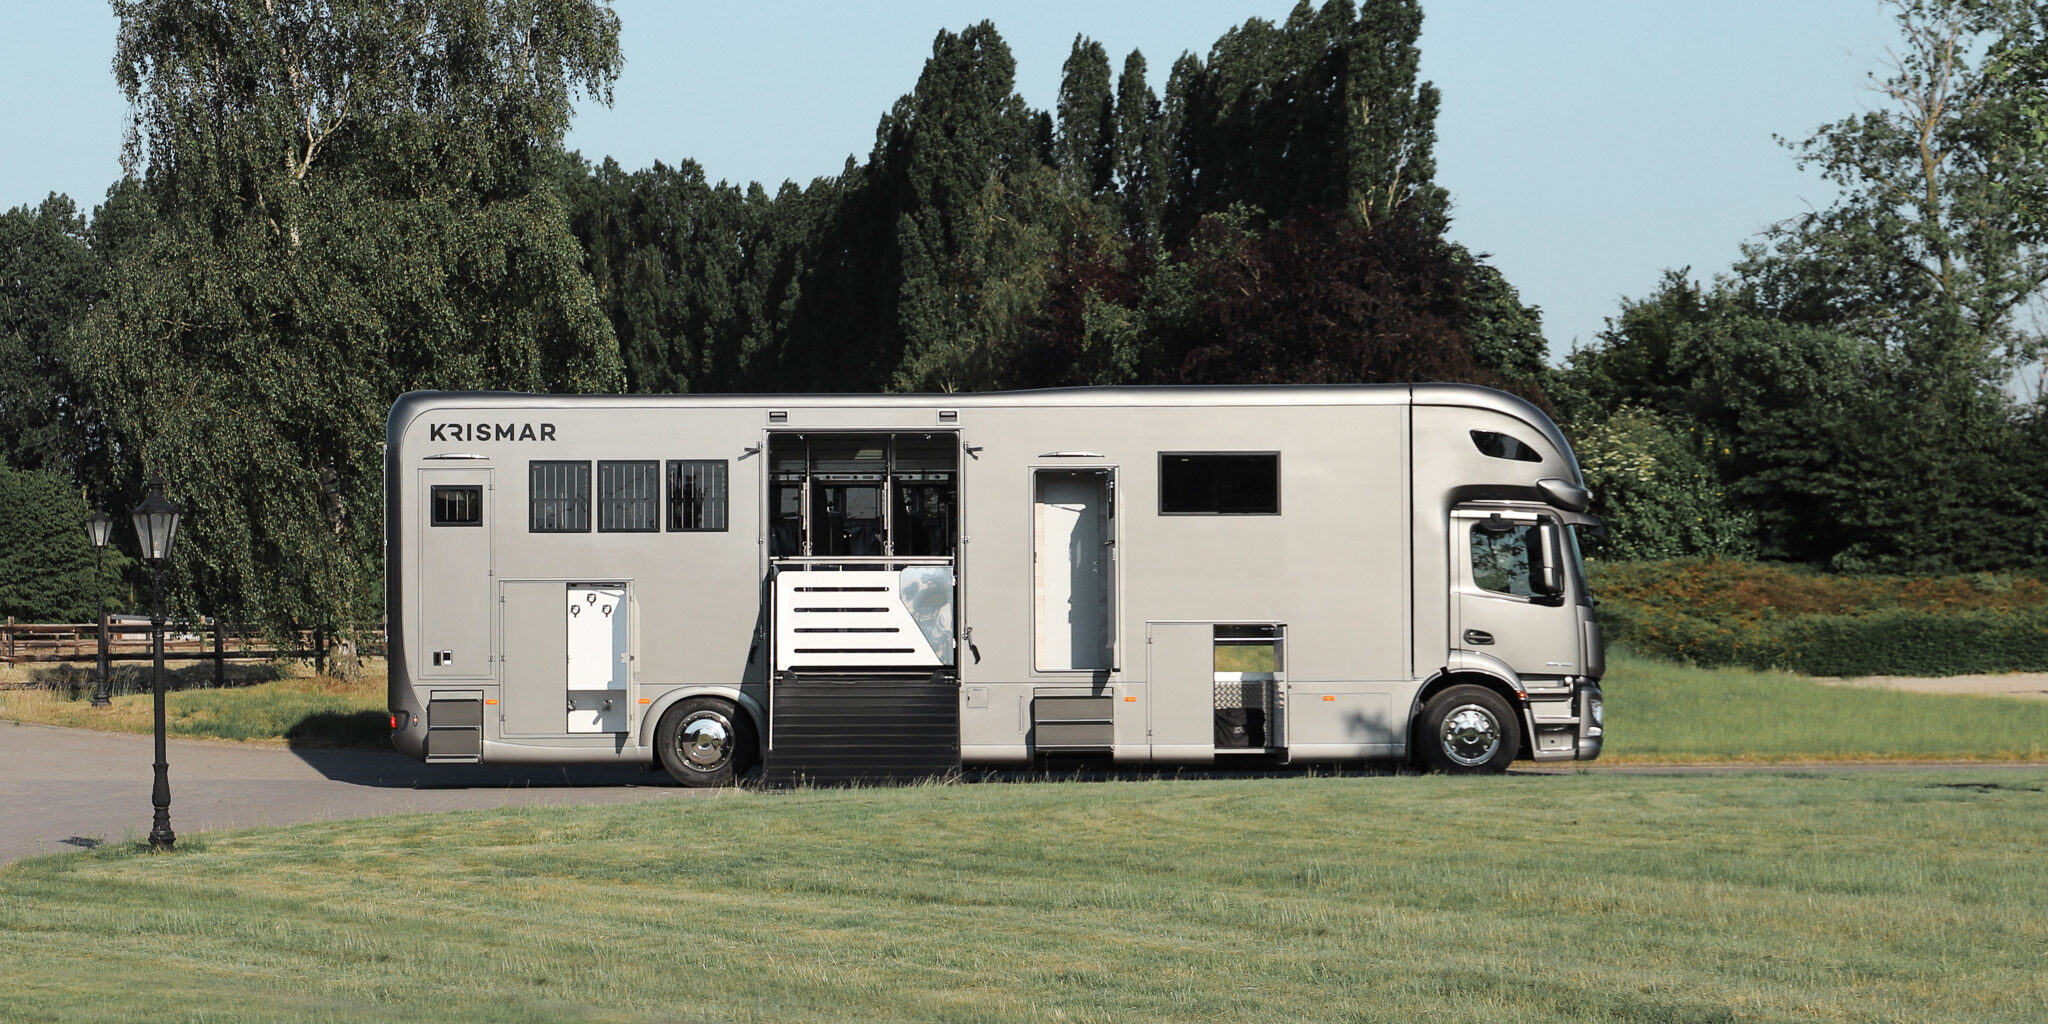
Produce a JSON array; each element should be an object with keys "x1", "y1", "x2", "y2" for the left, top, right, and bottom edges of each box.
[
  {"x1": 484, "y1": 698, "x2": 498, "y2": 705},
  {"x1": 638, "y1": 698, "x2": 652, "y2": 704},
  {"x1": 1322, "y1": 695, "x2": 1336, "y2": 701}
]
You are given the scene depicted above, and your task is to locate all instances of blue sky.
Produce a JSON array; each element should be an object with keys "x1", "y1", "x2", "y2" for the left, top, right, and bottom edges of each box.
[{"x1": 1, "y1": 1, "x2": 1896, "y2": 358}]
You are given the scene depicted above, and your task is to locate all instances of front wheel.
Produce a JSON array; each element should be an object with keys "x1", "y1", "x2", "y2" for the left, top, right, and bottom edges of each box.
[
  {"x1": 1416, "y1": 684, "x2": 1519, "y2": 773},
  {"x1": 655, "y1": 697, "x2": 757, "y2": 787}
]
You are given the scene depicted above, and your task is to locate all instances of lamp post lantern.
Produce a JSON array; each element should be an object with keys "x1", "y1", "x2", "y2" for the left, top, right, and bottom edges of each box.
[
  {"x1": 131, "y1": 478, "x2": 181, "y2": 853},
  {"x1": 85, "y1": 509, "x2": 113, "y2": 708}
]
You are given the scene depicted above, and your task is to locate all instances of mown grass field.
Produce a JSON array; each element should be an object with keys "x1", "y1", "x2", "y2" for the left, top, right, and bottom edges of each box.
[
  {"x1": 2, "y1": 769, "x2": 2044, "y2": 1023},
  {"x1": 8, "y1": 649, "x2": 2046, "y2": 762},
  {"x1": 1599, "y1": 649, "x2": 2048, "y2": 761}
]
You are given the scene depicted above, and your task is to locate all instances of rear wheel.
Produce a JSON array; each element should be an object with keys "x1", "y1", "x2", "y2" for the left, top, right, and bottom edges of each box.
[
  {"x1": 655, "y1": 697, "x2": 756, "y2": 787},
  {"x1": 1417, "y1": 684, "x2": 1519, "y2": 773}
]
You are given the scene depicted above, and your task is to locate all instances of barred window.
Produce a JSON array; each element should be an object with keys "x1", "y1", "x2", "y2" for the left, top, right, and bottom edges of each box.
[
  {"x1": 668, "y1": 460, "x2": 729, "y2": 532},
  {"x1": 430, "y1": 485, "x2": 482, "y2": 527},
  {"x1": 529, "y1": 461, "x2": 590, "y2": 533},
  {"x1": 598, "y1": 461, "x2": 660, "y2": 533}
]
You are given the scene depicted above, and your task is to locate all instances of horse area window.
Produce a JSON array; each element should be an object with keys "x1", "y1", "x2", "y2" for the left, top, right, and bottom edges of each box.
[
  {"x1": 1159, "y1": 453, "x2": 1280, "y2": 515},
  {"x1": 598, "y1": 461, "x2": 659, "y2": 533},
  {"x1": 668, "y1": 460, "x2": 729, "y2": 532},
  {"x1": 530, "y1": 461, "x2": 591, "y2": 533}
]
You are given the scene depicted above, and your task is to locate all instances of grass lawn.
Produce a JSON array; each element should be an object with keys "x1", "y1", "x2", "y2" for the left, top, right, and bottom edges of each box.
[
  {"x1": 0, "y1": 660, "x2": 389, "y2": 747},
  {"x1": 1601, "y1": 649, "x2": 2048, "y2": 762},
  {"x1": 2, "y1": 769, "x2": 2044, "y2": 1022},
  {"x1": 7, "y1": 649, "x2": 2045, "y2": 762}
]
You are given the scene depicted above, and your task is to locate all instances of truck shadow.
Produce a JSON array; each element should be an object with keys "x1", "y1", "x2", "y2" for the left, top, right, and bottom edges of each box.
[{"x1": 285, "y1": 744, "x2": 668, "y2": 789}]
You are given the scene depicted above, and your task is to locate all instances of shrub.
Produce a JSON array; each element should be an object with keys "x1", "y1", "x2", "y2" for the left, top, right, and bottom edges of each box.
[{"x1": 1589, "y1": 559, "x2": 2048, "y2": 675}]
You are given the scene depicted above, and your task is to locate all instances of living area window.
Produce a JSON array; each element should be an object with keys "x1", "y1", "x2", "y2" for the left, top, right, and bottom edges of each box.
[{"x1": 1159, "y1": 452, "x2": 1280, "y2": 515}]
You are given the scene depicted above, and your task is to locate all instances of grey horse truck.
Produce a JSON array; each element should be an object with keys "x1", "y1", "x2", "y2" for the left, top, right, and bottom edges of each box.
[{"x1": 385, "y1": 385, "x2": 1604, "y2": 785}]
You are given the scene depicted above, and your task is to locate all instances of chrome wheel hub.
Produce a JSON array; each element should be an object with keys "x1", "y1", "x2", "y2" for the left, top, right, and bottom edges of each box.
[
  {"x1": 1441, "y1": 705, "x2": 1502, "y2": 766},
  {"x1": 679, "y1": 713, "x2": 732, "y2": 770}
]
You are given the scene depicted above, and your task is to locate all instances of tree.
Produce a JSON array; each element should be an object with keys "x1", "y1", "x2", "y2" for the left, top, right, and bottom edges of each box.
[
  {"x1": 1055, "y1": 36, "x2": 1115, "y2": 196},
  {"x1": 558, "y1": 153, "x2": 807, "y2": 395},
  {"x1": 1568, "y1": 407, "x2": 1756, "y2": 562},
  {"x1": 78, "y1": 0, "x2": 625, "y2": 641},
  {"x1": 880, "y1": 23, "x2": 1061, "y2": 393},
  {"x1": 1158, "y1": 0, "x2": 1446, "y2": 242},
  {"x1": 1146, "y1": 209, "x2": 1505, "y2": 388},
  {"x1": 1564, "y1": 1, "x2": 2048, "y2": 570},
  {"x1": 1743, "y1": 0, "x2": 2048, "y2": 391},
  {"x1": 1564, "y1": 271, "x2": 2048, "y2": 570},
  {"x1": 1454, "y1": 249, "x2": 1549, "y2": 386},
  {"x1": 0, "y1": 458, "x2": 122, "y2": 622},
  {"x1": 0, "y1": 195, "x2": 99, "y2": 478},
  {"x1": 555, "y1": 3, "x2": 1538, "y2": 405},
  {"x1": 1112, "y1": 50, "x2": 1166, "y2": 247}
]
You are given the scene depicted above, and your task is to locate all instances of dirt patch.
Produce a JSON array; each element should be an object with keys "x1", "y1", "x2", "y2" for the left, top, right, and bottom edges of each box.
[{"x1": 1814, "y1": 673, "x2": 2048, "y2": 701}]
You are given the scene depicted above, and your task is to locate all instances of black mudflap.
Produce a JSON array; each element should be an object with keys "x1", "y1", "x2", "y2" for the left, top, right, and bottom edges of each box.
[{"x1": 762, "y1": 671, "x2": 960, "y2": 787}]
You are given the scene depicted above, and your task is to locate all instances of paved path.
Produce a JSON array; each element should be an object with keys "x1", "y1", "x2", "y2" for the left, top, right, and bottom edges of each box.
[
  {"x1": 9, "y1": 721, "x2": 2043, "y2": 866},
  {"x1": 1, "y1": 721, "x2": 707, "y2": 865},
  {"x1": 1816, "y1": 672, "x2": 2048, "y2": 701}
]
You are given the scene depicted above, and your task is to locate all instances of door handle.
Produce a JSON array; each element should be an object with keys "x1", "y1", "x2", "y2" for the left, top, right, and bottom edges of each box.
[{"x1": 1463, "y1": 629, "x2": 1494, "y2": 646}]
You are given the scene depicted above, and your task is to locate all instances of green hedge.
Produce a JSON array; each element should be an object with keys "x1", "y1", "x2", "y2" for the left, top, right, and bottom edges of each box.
[
  {"x1": 1597, "y1": 602, "x2": 2048, "y2": 676},
  {"x1": 1590, "y1": 559, "x2": 2048, "y2": 676}
]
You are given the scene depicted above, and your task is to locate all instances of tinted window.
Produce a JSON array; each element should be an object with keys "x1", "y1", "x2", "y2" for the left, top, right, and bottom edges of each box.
[
  {"x1": 1159, "y1": 453, "x2": 1279, "y2": 514},
  {"x1": 1471, "y1": 430, "x2": 1541, "y2": 462},
  {"x1": 430, "y1": 485, "x2": 481, "y2": 527},
  {"x1": 598, "y1": 461, "x2": 659, "y2": 533},
  {"x1": 667, "y1": 460, "x2": 729, "y2": 532},
  {"x1": 529, "y1": 461, "x2": 590, "y2": 533}
]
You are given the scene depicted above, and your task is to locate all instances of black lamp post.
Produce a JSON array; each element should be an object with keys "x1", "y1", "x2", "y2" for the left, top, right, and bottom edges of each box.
[
  {"x1": 85, "y1": 509, "x2": 114, "y2": 707},
  {"x1": 131, "y1": 479, "x2": 181, "y2": 853}
]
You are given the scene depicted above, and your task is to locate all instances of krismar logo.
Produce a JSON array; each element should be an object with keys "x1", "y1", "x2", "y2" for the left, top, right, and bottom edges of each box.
[{"x1": 430, "y1": 422, "x2": 558, "y2": 442}]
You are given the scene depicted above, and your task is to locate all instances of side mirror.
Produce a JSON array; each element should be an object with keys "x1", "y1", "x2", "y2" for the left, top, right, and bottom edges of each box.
[{"x1": 1537, "y1": 524, "x2": 1566, "y2": 600}]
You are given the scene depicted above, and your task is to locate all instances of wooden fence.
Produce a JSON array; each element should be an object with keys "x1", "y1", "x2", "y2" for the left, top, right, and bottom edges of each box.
[{"x1": 1, "y1": 617, "x2": 384, "y2": 681}]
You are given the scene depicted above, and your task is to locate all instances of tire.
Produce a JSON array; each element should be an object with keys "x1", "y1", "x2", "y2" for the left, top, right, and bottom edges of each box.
[
  {"x1": 1417, "y1": 684, "x2": 1519, "y2": 773},
  {"x1": 655, "y1": 697, "x2": 756, "y2": 787}
]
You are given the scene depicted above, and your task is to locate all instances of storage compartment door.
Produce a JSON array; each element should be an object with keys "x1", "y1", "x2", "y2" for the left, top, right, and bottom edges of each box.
[
  {"x1": 1146, "y1": 621, "x2": 1215, "y2": 762},
  {"x1": 499, "y1": 580, "x2": 567, "y2": 737}
]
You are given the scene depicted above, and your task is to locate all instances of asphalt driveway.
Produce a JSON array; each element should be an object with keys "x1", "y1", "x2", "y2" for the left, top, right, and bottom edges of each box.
[{"x1": 1, "y1": 720, "x2": 707, "y2": 865}]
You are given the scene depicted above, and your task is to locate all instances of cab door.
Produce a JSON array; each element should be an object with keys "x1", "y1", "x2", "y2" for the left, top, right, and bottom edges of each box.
[{"x1": 1450, "y1": 508, "x2": 1582, "y2": 678}]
